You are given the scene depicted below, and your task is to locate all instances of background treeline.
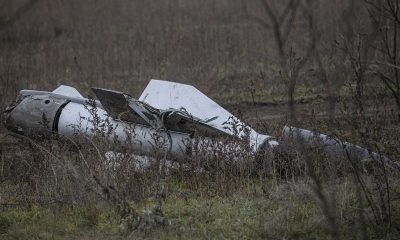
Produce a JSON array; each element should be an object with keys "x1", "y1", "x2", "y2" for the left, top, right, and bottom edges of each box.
[{"x1": 1, "y1": 0, "x2": 395, "y2": 111}]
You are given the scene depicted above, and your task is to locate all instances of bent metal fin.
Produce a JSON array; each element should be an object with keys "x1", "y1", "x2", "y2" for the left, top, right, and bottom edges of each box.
[
  {"x1": 91, "y1": 87, "x2": 227, "y2": 137},
  {"x1": 52, "y1": 85, "x2": 84, "y2": 99},
  {"x1": 91, "y1": 87, "x2": 153, "y2": 127},
  {"x1": 139, "y1": 79, "x2": 275, "y2": 150}
]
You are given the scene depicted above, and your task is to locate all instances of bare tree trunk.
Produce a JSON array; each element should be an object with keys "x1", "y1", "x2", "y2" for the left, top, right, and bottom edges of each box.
[
  {"x1": 288, "y1": 82, "x2": 297, "y2": 124},
  {"x1": 242, "y1": 0, "x2": 315, "y2": 125},
  {"x1": 367, "y1": 0, "x2": 400, "y2": 120}
]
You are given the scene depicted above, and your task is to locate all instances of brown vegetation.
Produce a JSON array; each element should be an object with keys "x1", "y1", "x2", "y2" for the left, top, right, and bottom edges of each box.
[{"x1": 1, "y1": 0, "x2": 400, "y2": 239}]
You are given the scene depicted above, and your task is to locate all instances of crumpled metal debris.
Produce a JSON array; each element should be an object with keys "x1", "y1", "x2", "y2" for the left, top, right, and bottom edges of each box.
[
  {"x1": 3, "y1": 79, "x2": 397, "y2": 171},
  {"x1": 4, "y1": 80, "x2": 276, "y2": 161}
]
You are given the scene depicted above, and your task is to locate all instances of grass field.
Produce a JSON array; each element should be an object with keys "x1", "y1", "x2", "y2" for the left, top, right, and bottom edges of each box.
[
  {"x1": 1, "y1": 0, "x2": 400, "y2": 239},
  {"x1": 2, "y1": 179, "x2": 399, "y2": 240}
]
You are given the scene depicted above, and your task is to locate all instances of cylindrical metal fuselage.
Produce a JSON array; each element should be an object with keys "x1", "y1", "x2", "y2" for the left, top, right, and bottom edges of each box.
[
  {"x1": 4, "y1": 93, "x2": 220, "y2": 160},
  {"x1": 59, "y1": 102, "x2": 192, "y2": 159}
]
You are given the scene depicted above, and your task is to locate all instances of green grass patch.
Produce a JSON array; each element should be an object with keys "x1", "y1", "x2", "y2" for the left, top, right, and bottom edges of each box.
[
  {"x1": 214, "y1": 85, "x2": 326, "y2": 106},
  {"x1": 1, "y1": 179, "x2": 399, "y2": 239},
  {"x1": 0, "y1": 204, "x2": 122, "y2": 240},
  {"x1": 213, "y1": 80, "x2": 394, "y2": 106}
]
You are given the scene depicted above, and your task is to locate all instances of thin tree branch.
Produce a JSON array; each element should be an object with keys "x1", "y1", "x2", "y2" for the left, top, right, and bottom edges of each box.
[
  {"x1": 372, "y1": 60, "x2": 400, "y2": 70},
  {"x1": 0, "y1": 0, "x2": 40, "y2": 31},
  {"x1": 279, "y1": 0, "x2": 298, "y2": 23},
  {"x1": 260, "y1": 0, "x2": 278, "y2": 27},
  {"x1": 282, "y1": 0, "x2": 301, "y2": 45}
]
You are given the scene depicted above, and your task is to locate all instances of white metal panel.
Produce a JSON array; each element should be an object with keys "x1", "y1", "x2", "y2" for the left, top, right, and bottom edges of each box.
[
  {"x1": 52, "y1": 85, "x2": 84, "y2": 99},
  {"x1": 282, "y1": 126, "x2": 400, "y2": 171},
  {"x1": 139, "y1": 79, "x2": 277, "y2": 150}
]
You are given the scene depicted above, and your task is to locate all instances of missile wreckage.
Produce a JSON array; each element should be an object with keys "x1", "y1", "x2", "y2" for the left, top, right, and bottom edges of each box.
[
  {"x1": 3, "y1": 79, "x2": 399, "y2": 171},
  {"x1": 4, "y1": 80, "x2": 278, "y2": 161}
]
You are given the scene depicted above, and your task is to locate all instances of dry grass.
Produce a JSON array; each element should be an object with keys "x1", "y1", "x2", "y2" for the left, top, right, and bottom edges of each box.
[{"x1": 1, "y1": 0, "x2": 400, "y2": 239}]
